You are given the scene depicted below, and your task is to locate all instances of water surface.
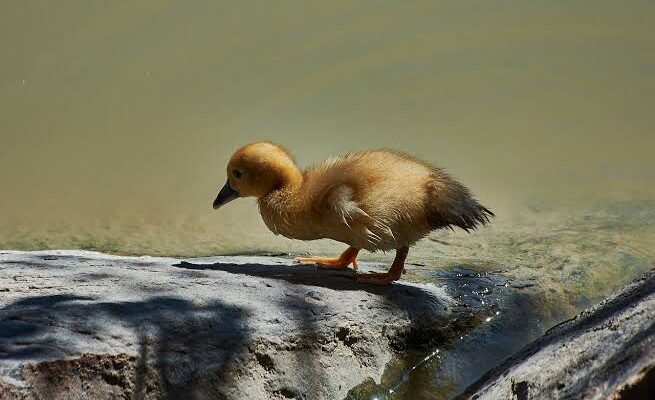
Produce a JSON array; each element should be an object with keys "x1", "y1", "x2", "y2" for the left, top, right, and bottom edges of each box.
[{"x1": 1, "y1": 0, "x2": 653, "y2": 257}]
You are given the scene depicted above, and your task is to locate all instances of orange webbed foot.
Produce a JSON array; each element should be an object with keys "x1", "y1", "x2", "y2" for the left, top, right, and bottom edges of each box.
[
  {"x1": 294, "y1": 247, "x2": 359, "y2": 271},
  {"x1": 295, "y1": 256, "x2": 358, "y2": 270}
]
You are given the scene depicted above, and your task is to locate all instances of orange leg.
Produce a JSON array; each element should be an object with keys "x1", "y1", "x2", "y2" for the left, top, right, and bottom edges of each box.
[
  {"x1": 355, "y1": 247, "x2": 409, "y2": 285},
  {"x1": 295, "y1": 247, "x2": 360, "y2": 271}
]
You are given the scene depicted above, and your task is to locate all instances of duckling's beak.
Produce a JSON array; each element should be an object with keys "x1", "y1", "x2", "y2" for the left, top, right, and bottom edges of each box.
[{"x1": 212, "y1": 181, "x2": 239, "y2": 209}]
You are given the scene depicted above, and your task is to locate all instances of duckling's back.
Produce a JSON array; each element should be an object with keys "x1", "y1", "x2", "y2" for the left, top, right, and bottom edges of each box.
[{"x1": 301, "y1": 149, "x2": 493, "y2": 251}]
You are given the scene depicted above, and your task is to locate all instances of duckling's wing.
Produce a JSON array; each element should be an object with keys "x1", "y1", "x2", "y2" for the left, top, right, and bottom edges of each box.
[
  {"x1": 328, "y1": 185, "x2": 368, "y2": 228},
  {"x1": 326, "y1": 184, "x2": 394, "y2": 248}
]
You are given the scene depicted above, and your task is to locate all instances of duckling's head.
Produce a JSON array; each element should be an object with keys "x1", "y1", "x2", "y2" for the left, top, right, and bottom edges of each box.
[{"x1": 212, "y1": 142, "x2": 300, "y2": 209}]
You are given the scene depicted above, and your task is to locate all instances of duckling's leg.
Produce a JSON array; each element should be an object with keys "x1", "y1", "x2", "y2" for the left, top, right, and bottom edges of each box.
[
  {"x1": 355, "y1": 246, "x2": 409, "y2": 284},
  {"x1": 295, "y1": 247, "x2": 360, "y2": 270}
]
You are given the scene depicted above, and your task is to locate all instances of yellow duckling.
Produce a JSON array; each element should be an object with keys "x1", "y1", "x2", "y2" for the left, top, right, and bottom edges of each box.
[{"x1": 212, "y1": 142, "x2": 493, "y2": 284}]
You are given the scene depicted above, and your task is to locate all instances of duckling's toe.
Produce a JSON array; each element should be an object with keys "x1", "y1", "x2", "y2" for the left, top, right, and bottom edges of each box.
[
  {"x1": 295, "y1": 255, "x2": 339, "y2": 265},
  {"x1": 294, "y1": 256, "x2": 358, "y2": 271},
  {"x1": 319, "y1": 259, "x2": 358, "y2": 271},
  {"x1": 294, "y1": 247, "x2": 359, "y2": 270}
]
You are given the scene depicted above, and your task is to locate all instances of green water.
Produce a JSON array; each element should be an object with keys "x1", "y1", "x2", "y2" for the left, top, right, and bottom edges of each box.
[
  {"x1": 1, "y1": 3, "x2": 654, "y2": 397},
  {"x1": 1, "y1": 0, "x2": 654, "y2": 258}
]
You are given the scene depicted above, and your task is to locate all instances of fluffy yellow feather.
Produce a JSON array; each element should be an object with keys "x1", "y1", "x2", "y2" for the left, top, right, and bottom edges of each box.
[{"x1": 213, "y1": 142, "x2": 493, "y2": 284}]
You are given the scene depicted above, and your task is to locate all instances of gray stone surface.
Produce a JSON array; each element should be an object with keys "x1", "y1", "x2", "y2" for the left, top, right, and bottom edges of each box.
[
  {"x1": 0, "y1": 250, "x2": 457, "y2": 400},
  {"x1": 458, "y1": 270, "x2": 655, "y2": 400}
]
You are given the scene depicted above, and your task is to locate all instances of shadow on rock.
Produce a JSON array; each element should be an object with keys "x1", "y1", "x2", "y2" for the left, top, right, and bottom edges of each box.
[
  {"x1": 173, "y1": 260, "x2": 452, "y2": 349},
  {"x1": 0, "y1": 294, "x2": 249, "y2": 399},
  {"x1": 173, "y1": 260, "x2": 446, "y2": 300}
]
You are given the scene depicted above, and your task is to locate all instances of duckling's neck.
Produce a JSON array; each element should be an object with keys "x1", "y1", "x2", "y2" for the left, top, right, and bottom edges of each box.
[
  {"x1": 278, "y1": 163, "x2": 304, "y2": 192},
  {"x1": 257, "y1": 166, "x2": 307, "y2": 237}
]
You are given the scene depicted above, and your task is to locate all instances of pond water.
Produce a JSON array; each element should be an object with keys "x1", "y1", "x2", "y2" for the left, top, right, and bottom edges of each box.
[{"x1": 1, "y1": 1, "x2": 654, "y2": 398}]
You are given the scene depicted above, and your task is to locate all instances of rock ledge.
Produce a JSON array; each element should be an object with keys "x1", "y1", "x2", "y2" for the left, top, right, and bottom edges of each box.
[{"x1": 0, "y1": 250, "x2": 457, "y2": 400}]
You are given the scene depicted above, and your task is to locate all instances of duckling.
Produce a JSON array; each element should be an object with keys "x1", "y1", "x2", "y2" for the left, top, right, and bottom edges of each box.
[{"x1": 212, "y1": 142, "x2": 493, "y2": 284}]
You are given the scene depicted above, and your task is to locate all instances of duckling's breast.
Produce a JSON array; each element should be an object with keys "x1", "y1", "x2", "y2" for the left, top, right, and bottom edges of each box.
[
  {"x1": 262, "y1": 212, "x2": 327, "y2": 241},
  {"x1": 258, "y1": 192, "x2": 328, "y2": 241}
]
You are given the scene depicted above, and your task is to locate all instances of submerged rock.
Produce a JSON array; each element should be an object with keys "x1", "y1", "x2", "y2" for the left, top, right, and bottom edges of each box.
[
  {"x1": 0, "y1": 250, "x2": 465, "y2": 400},
  {"x1": 458, "y1": 270, "x2": 655, "y2": 400}
]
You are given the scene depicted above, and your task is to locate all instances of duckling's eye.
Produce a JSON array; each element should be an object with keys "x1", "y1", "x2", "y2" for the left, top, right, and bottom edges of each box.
[{"x1": 232, "y1": 169, "x2": 242, "y2": 179}]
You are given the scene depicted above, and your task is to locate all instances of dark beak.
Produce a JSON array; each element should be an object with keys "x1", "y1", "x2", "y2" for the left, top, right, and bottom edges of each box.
[{"x1": 212, "y1": 181, "x2": 239, "y2": 209}]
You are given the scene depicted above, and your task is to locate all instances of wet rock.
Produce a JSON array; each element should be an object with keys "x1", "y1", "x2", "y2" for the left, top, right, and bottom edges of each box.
[
  {"x1": 458, "y1": 270, "x2": 655, "y2": 400},
  {"x1": 0, "y1": 250, "x2": 457, "y2": 400}
]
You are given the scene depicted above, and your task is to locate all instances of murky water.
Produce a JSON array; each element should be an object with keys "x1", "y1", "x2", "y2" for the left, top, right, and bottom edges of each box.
[
  {"x1": 1, "y1": 0, "x2": 654, "y2": 257},
  {"x1": 1, "y1": 2, "x2": 654, "y2": 398}
]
